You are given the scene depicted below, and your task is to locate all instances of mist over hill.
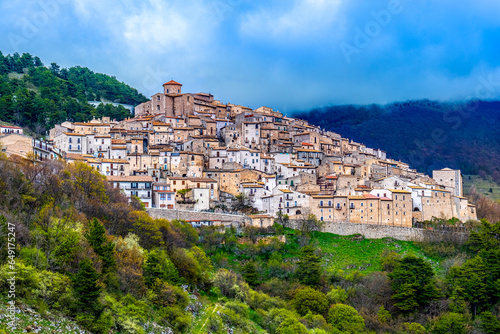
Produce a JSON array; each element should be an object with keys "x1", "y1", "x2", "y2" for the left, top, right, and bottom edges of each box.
[{"x1": 295, "y1": 100, "x2": 500, "y2": 183}]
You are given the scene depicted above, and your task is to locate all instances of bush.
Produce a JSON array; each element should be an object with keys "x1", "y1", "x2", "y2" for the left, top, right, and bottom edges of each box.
[
  {"x1": 19, "y1": 247, "x2": 48, "y2": 269},
  {"x1": 220, "y1": 301, "x2": 251, "y2": 331},
  {"x1": 213, "y1": 268, "x2": 250, "y2": 300},
  {"x1": 479, "y1": 311, "x2": 500, "y2": 334},
  {"x1": 266, "y1": 308, "x2": 307, "y2": 334},
  {"x1": 160, "y1": 306, "x2": 192, "y2": 333},
  {"x1": 292, "y1": 287, "x2": 329, "y2": 317},
  {"x1": 246, "y1": 289, "x2": 286, "y2": 311},
  {"x1": 0, "y1": 262, "x2": 75, "y2": 312},
  {"x1": 148, "y1": 281, "x2": 189, "y2": 309},
  {"x1": 327, "y1": 286, "x2": 348, "y2": 304},
  {"x1": 432, "y1": 312, "x2": 466, "y2": 334},
  {"x1": 327, "y1": 304, "x2": 365, "y2": 333}
]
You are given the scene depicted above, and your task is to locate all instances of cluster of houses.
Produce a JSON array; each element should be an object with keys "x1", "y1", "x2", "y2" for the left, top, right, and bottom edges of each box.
[
  {"x1": 0, "y1": 125, "x2": 61, "y2": 161},
  {"x1": 2, "y1": 80, "x2": 477, "y2": 228}
]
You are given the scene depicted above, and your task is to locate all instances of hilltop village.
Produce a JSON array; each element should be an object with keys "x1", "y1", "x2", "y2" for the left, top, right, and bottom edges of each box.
[{"x1": 2, "y1": 80, "x2": 477, "y2": 227}]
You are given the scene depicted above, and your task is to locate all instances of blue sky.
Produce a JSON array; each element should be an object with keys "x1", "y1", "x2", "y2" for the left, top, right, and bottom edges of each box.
[{"x1": 1, "y1": 0, "x2": 500, "y2": 113}]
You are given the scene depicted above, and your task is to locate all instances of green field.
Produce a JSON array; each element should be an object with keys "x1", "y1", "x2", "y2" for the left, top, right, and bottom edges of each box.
[{"x1": 463, "y1": 174, "x2": 500, "y2": 201}]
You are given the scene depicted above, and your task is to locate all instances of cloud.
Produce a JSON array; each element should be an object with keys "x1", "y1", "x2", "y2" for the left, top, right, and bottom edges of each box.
[{"x1": 240, "y1": 0, "x2": 343, "y2": 41}]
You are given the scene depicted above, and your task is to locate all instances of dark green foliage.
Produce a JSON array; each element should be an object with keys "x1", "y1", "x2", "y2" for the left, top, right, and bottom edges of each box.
[
  {"x1": 242, "y1": 261, "x2": 260, "y2": 287},
  {"x1": 479, "y1": 311, "x2": 500, "y2": 334},
  {"x1": 143, "y1": 248, "x2": 179, "y2": 287},
  {"x1": 292, "y1": 287, "x2": 329, "y2": 316},
  {"x1": 388, "y1": 255, "x2": 440, "y2": 313},
  {"x1": 432, "y1": 312, "x2": 466, "y2": 334},
  {"x1": 327, "y1": 303, "x2": 365, "y2": 333},
  {"x1": 295, "y1": 245, "x2": 322, "y2": 286},
  {"x1": 297, "y1": 100, "x2": 500, "y2": 183},
  {"x1": 449, "y1": 220, "x2": 500, "y2": 315},
  {"x1": 447, "y1": 256, "x2": 490, "y2": 316},
  {"x1": 84, "y1": 218, "x2": 115, "y2": 274},
  {"x1": 0, "y1": 52, "x2": 147, "y2": 134},
  {"x1": 72, "y1": 258, "x2": 101, "y2": 314}
]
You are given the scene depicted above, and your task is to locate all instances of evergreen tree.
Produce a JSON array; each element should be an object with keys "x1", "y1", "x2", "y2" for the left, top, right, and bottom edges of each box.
[
  {"x1": 143, "y1": 251, "x2": 164, "y2": 287},
  {"x1": 84, "y1": 218, "x2": 115, "y2": 274},
  {"x1": 72, "y1": 258, "x2": 101, "y2": 313},
  {"x1": 296, "y1": 245, "x2": 322, "y2": 286},
  {"x1": 389, "y1": 255, "x2": 440, "y2": 313},
  {"x1": 241, "y1": 262, "x2": 259, "y2": 287}
]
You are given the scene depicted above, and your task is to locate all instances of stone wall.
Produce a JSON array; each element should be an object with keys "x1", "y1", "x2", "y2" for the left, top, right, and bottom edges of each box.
[
  {"x1": 291, "y1": 220, "x2": 469, "y2": 242},
  {"x1": 147, "y1": 208, "x2": 250, "y2": 226},
  {"x1": 147, "y1": 209, "x2": 469, "y2": 242}
]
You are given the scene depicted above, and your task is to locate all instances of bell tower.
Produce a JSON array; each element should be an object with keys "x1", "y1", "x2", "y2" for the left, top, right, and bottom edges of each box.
[{"x1": 163, "y1": 80, "x2": 182, "y2": 95}]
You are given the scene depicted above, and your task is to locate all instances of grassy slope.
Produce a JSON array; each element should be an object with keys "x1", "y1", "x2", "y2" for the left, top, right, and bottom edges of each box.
[
  {"x1": 311, "y1": 231, "x2": 447, "y2": 276},
  {"x1": 463, "y1": 174, "x2": 500, "y2": 201}
]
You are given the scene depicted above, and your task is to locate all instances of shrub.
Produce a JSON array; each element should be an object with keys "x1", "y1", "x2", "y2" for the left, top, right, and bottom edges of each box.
[
  {"x1": 292, "y1": 287, "x2": 329, "y2": 317},
  {"x1": 220, "y1": 301, "x2": 251, "y2": 331},
  {"x1": 327, "y1": 304, "x2": 365, "y2": 333},
  {"x1": 213, "y1": 268, "x2": 250, "y2": 300},
  {"x1": 327, "y1": 286, "x2": 348, "y2": 304},
  {"x1": 432, "y1": 312, "x2": 467, "y2": 334},
  {"x1": 266, "y1": 308, "x2": 307, "y2": 334}
]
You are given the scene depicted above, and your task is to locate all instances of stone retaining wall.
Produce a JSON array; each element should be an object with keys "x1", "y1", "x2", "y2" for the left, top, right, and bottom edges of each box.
[
  {"x1": 147, "y1": 209, "x2": 469, "y2": 242},
  {"x1": 291, "y1": 220, "x2": 469, "y2": 242}
]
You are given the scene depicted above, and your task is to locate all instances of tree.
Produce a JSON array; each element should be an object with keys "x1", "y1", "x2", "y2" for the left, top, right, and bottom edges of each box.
[
  {"x1": 176, "y1": 188, "x2": 192, "y2": 202},
  {"x1": 84, "y1": 218, "x2": 115, "y2": 274},
  {"x1": 327, "y1": 304, "x2": 365, "y2": 333},
  {"x1": 432, "y1": 312, "x2": 466, "y2": 334},
  {"x1": 388, "y1": 255, "x2": 440, "y2": 313},
  {"x1": 479, "y1": 311, "x2": 500, "y2": 334},
  {"x1": 72, "y1": 258, "x2": 101, "y2": 313},
  {"x1": 447, "y1": 256, "x2": 490, "y2": 316},
  {"x1": 241, "y1": 261, "x2": 259, "y2": 287},
  {"x1": 292, "y1": 287, "x2": 329, "y2": 316},
  {"x1": 295, "y1": 245, "x2": 322, "y2": 286}
]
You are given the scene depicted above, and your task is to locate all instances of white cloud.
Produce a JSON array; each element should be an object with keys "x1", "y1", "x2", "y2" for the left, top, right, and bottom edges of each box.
[
  {"x1": 240, "y1": 0, "x2": 343, "y2": 40},
  {"x1": 71, "y1": 0, "x2": 217, "y2": 53}
]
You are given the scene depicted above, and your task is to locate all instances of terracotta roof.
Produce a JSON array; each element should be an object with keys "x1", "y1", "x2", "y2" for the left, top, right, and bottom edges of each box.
[{"x1": 164, "y1": 80, "x2": 182, "y2": 86}]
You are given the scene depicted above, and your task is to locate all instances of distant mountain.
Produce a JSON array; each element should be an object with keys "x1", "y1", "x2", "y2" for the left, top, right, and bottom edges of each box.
[
  {"x1": 0, "y1": 51, "x2": 148, "y2": 134},
  {"x1": 295, "y1": 100, "x2": 500, "y2": 183}
]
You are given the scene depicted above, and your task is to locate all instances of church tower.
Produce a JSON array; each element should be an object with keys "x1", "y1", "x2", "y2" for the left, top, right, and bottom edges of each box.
[{"x1": 163, "y1": 80, "x2": 182, "y2": 95}]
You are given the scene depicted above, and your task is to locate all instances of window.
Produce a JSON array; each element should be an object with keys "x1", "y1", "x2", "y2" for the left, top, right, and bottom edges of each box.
[{"x1": 167, "y1": 194, "x2": 171, "y2": 200}]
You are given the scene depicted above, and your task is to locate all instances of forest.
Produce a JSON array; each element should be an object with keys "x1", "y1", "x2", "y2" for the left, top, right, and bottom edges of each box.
[
  {"x1": 1, "y1": 151, "x2": 500, "y2": 333},
  {"x1": 0, "y1": 51, "x2": 148, "y2": 135},
  {"x1": 296, "y1": 100, "x2": 500, "y2": 185}
]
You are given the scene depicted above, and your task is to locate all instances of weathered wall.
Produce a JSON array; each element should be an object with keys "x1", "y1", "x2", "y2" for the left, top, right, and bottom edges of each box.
[
  {"x1": 147, "y1": 208, "x2": 250, "y2": 225},
  {"x1": 291, "y1": 220, "x2": 469, "y2": 242},
  {"x1": 147, "y1": 209, "x2": 469, "y2": 242}
]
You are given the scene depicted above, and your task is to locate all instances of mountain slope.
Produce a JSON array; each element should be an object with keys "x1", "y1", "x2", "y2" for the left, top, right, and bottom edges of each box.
[
  {"x1": 295, "y1": 100, "x2": 500, "y2": 184},
  {"x1": 0, "y1": 51, "x2": 148, "y2": 134}
]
